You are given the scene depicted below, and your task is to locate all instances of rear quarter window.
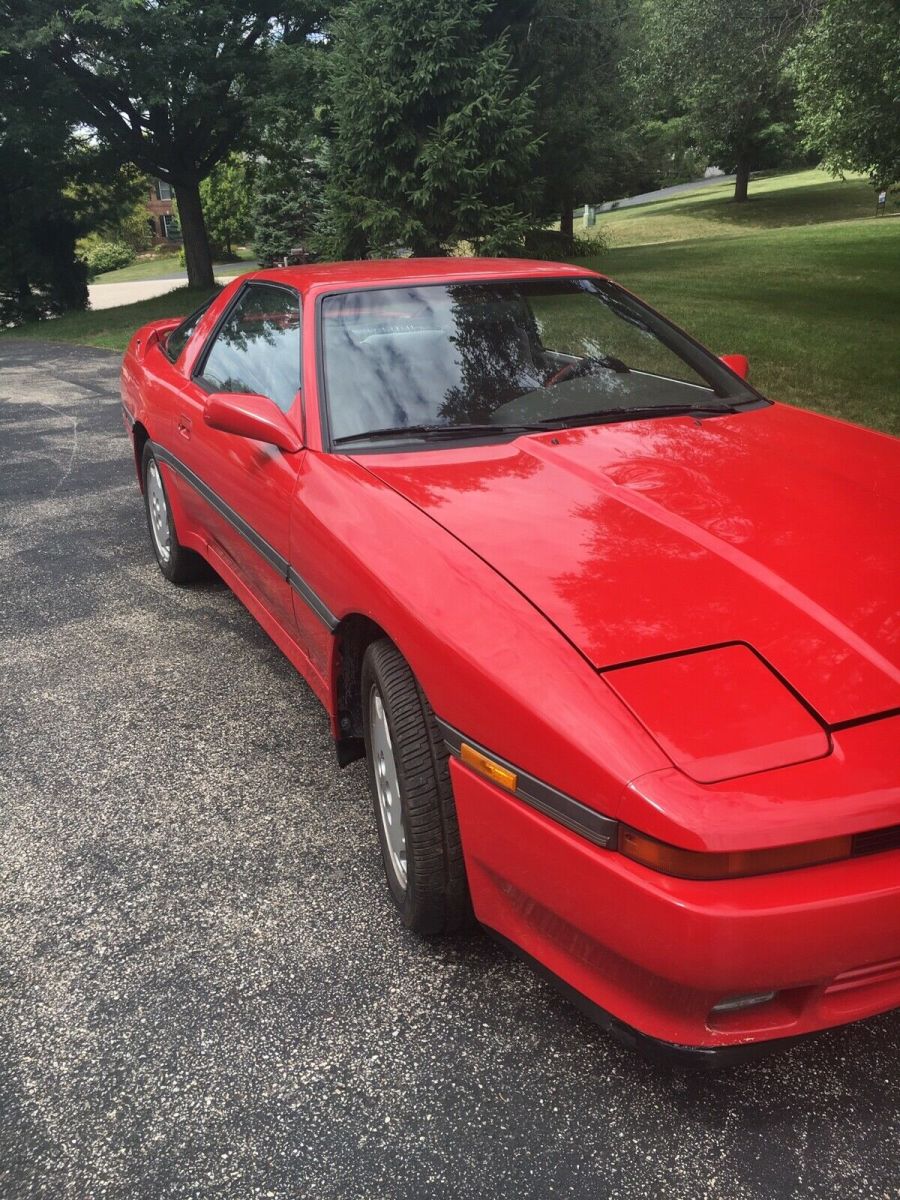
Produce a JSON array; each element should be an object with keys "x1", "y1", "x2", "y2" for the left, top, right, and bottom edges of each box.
[{"x1": 164, "y1": 298, "x2": 214, "y2": 363}]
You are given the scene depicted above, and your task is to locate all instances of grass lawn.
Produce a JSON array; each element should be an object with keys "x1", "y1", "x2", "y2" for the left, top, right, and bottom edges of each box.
[
  {"x1": 3, "y1": 287, "x2": 218, "y2": 351},
  {"x1": 579, "y1": 219, "x2": 899, "y2": 435},
  {"x1": 91, "y1": 247, "x2": 256, "y2": 284},
  {"x1": 586, "y1": 169, "x2": 878, "y2": 248}
]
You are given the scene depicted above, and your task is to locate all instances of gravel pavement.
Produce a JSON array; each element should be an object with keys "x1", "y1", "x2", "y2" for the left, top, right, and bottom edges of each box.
[{"x1": 1, "y1": 339, "x2": 898, "y2": 1200}]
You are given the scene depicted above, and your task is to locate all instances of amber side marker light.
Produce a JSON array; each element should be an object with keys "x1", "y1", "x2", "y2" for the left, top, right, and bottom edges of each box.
[
  {"x1": 460, "y1": 743, "x2": 518, "y2": 792},
  {"x1": 619, "y1": 827, "x2": 853, "y2": 880}
]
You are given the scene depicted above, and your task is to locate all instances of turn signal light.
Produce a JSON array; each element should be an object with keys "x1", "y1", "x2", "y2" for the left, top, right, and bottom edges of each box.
[
  {"x1": 618, "y1": 826, "x2": 853, "y2": 880},
  {"x1": 460, "y1": 743, "x2": 518, "y2": 792}
]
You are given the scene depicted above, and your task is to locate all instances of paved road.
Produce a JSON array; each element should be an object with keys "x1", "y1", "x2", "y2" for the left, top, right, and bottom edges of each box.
[
  {"x1": 1, "y1": 340, "x2": 898, "y2": 1200},
  {"x1": 88, "y1": 273, "x2": 244, "y2": 311},
  {"x1": 592, "y1": 174, "x2": 737, "y2": 213}
]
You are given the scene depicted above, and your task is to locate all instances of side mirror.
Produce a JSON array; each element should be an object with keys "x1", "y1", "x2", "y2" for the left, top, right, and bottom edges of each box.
[
  {"x1": 720, "y1": 353, "x2": 749, "y2": 381},
  {"x1": 203, "y1": 392, "x2": 302, "y2": 453}
]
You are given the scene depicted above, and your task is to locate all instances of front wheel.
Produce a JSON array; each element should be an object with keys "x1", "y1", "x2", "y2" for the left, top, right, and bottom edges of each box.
[{"x1": 362, "y1": 640, "x2": 472, "y2": 935}]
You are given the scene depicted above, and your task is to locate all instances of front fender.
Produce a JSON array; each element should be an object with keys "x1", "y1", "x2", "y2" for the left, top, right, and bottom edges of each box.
[{"x1": 291, "y1": 451, "x2": 670, "y2": 820}]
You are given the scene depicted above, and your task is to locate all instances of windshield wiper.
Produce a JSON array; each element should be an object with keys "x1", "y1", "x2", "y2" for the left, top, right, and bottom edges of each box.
[
  {"x1": 539, "y1": 402, "x2": 739, "y2": 428},
  {"x1": 333, "y1": 421, "x2": 549, "y2": 445},
  {"x1": 334, "y1": 403, "x2": 741, "y2": 445}
]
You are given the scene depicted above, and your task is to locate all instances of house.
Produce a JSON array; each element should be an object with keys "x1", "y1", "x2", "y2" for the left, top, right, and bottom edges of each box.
[{"x1": 146, "y1": 180, "x2": 182, "y2": 244}]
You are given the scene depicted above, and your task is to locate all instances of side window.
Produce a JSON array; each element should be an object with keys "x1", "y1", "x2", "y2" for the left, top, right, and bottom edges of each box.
[
  {"x1": 197, "y1": 283, "x2": 301, "y2": 413},
  {"x1": 164, "y1": 298, "x2": 213, "y2": 363}
]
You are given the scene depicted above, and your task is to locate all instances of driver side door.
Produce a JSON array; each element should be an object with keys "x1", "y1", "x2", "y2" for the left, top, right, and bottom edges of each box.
[{"x1": 184, "y1": 281, "x2": 304, "y2": 641}]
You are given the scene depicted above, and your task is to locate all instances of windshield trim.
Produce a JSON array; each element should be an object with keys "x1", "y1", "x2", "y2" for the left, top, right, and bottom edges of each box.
[{"x1": 315, "y1": 274, "x2": 770, "y2": 454}]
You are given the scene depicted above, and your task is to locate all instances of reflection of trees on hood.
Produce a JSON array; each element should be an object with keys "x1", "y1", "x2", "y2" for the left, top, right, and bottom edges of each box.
[
  {"x1": 386, "y1": 450, "x2": 544, "y2": 510},
  {"x1": 438, "y1": 286, "x2": 545, "y2": 424}
]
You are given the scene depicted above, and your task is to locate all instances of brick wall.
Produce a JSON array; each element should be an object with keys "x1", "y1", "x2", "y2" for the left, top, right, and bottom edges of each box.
[{"x1": 145, "y1": 182, "x2": 181, "y2": 243}]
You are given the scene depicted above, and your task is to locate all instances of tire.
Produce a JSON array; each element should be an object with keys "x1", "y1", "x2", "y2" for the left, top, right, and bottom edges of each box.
[
  {"x1": 142, "y1": 442, "x2": 206, "y2": 584},
  {"x1": 362, "y1": 639, "x2": 472, "y2": 935}
]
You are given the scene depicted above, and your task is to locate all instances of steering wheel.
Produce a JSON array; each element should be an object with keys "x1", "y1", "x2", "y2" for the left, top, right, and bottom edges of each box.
[
  {"x1": 545, "y1": 361, "x2": 581, "y2": 387},
  {"x1": 545, "y1": 354, "x2": 628, "y2": 386}
]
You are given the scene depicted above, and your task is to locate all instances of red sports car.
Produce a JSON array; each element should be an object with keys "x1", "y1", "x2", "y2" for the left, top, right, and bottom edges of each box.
[{"x1": 121, "y1": 258, "x2": 900, "y2": 1064}]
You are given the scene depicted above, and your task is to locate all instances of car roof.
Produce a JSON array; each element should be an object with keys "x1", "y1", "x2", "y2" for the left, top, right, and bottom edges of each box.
[{"x1": 247, "y1": 256, "x2": 605, "y2": 296}]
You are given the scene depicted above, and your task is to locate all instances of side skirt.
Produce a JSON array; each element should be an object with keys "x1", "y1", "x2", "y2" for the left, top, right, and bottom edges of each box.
[{"x1": 201, "y1": 539, "x2": 332, "y2": 713}]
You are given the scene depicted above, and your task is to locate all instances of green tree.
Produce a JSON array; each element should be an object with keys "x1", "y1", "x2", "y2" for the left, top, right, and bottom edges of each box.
[
  {"x1": 636, "y1": 0, "x2": 814, "y2": 201},
  {"x1": 105, "y1": 199, "x2": 155, "y2": 254},
  {"x1": 200, "y1": 154, "x2": 255, "y2": 258},
  {"x1": 252, "y1": 137, "x2": 327, "y2": 265},
  {"x1": 513, "y1": 0, "x2": 640, "y2": 236},
  {"x1": 5, "y1": 1, "x2": 326, "y2": 288},
  {"x1": 321, "y1": 0, "x2": 540, "y2": 258},
  {"x1": 0, "y1": 47, "x2": 143, "y2": 322},
  {"x1": 69, "y1": 162, "x2": 153, "y2": 252},
  {"x1": 792, "y1": 0, "x2": 900, "y2": 189},
  {"x1": 0, "y1": 52, "x2": 87, "y2": 322},
  {"x1": 629, "y1": 117, "x2": 708, "y2": 190},
  {"x1": 248, "y1": 39, "x2": 329, "y2": 264}
]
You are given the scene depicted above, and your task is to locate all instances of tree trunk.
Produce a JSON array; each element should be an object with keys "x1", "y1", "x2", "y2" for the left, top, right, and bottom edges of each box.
[
  {"x1": 560, "y1": 196, "x2": 575, "y2": 241},
  {"x1": 174, "y1": 181, "x2": 215, "y2": 289},
  {"x1": 733, "y1": 156, "x2": 751, "y2": 203}
]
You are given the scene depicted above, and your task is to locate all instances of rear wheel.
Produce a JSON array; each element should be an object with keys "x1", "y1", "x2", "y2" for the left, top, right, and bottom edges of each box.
[
  {"x1": 142, "y1": 443, "x2": 205, "y2": 584},
  {"x1": 362, "y1": 639, "x2": 472, "y2": 934}
]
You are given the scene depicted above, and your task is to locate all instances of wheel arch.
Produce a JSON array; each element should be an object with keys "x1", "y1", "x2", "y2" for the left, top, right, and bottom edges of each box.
[
  {"x1": 132, "y1": 420, "x2": 150, "y2": 490},
  {"x1": 331, "y1": 613, "x2": 397, "y2": 767}
]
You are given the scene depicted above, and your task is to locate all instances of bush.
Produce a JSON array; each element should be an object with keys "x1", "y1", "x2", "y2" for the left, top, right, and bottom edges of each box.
[
  {"x1": 115, "y1": 204, "x2": 155, "y2": 253},
  {"x1": 78, "y1": 236, "x2": 135, "y2": 278},
  {"x1": 571, "y1": 230, "x2": 609, "y2": 257},
  {"x1": 522, "y1": 227, "x2": 608, "y2": 260},
  {"x1": 1, "y1": 220, "x2": 88, "y2": 325}
]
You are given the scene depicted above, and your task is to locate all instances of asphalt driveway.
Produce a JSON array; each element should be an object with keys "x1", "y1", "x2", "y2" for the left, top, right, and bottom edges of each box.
[{"x1": 1, "y1": 339, "x2": 898, "y2": 1200}]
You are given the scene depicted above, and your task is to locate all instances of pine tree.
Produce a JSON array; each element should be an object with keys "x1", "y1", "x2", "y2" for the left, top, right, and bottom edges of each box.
[
  {"x1": 248, "y1": 39, "x2": 330, "y2": 265},
  {"x1": 515, "y1": 0, "x2": 639, "y2": 235},
  {"x1": 252, "y1": 136, "x2": 327, "y2": 265},
  {"x1": 320, "y1": 0, "x2": 540, "y2": 258}
]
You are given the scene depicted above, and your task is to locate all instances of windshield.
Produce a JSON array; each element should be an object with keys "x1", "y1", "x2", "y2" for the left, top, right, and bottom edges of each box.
[{"x1": 321, "y1": 277, "x2": 761, "y2": 446}]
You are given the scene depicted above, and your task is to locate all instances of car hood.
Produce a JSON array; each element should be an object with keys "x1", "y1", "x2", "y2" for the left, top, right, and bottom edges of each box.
[{"x1": 357, "y1": 404, "x2": 900, "y2": 725}]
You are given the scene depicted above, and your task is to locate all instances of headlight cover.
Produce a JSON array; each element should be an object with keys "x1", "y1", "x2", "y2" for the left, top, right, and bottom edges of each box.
[{"x1": 601, "y1": 643, "x2": 830, "y2": 784}]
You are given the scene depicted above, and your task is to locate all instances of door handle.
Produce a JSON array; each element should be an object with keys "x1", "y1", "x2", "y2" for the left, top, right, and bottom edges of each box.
[{"x1": 177, "y1": 414, "x2": 192, "y2": 439}]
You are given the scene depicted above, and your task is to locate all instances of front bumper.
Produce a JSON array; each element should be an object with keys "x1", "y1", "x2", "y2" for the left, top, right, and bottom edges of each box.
[
  {"x1": 452, "y1": 760, "x2": 900, "y2": 1056},
  {"x1": 487, "y1": 930, "x2": 809, "y2": 1067}
]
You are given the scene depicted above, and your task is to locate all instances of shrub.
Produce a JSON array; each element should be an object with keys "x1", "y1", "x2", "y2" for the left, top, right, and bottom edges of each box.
[
  {"x1": 571, "y1": 230, "x2": 609, "y2": 257},
  {"x1": 522, "y1": 227, "x2": 608, "y2": 260},
  {"x1": 115, "y1": 204, "x2": 155, "y2": 253},
  {"x1": 78, "y1": 236, "x2": 135, "y2": 278}
]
